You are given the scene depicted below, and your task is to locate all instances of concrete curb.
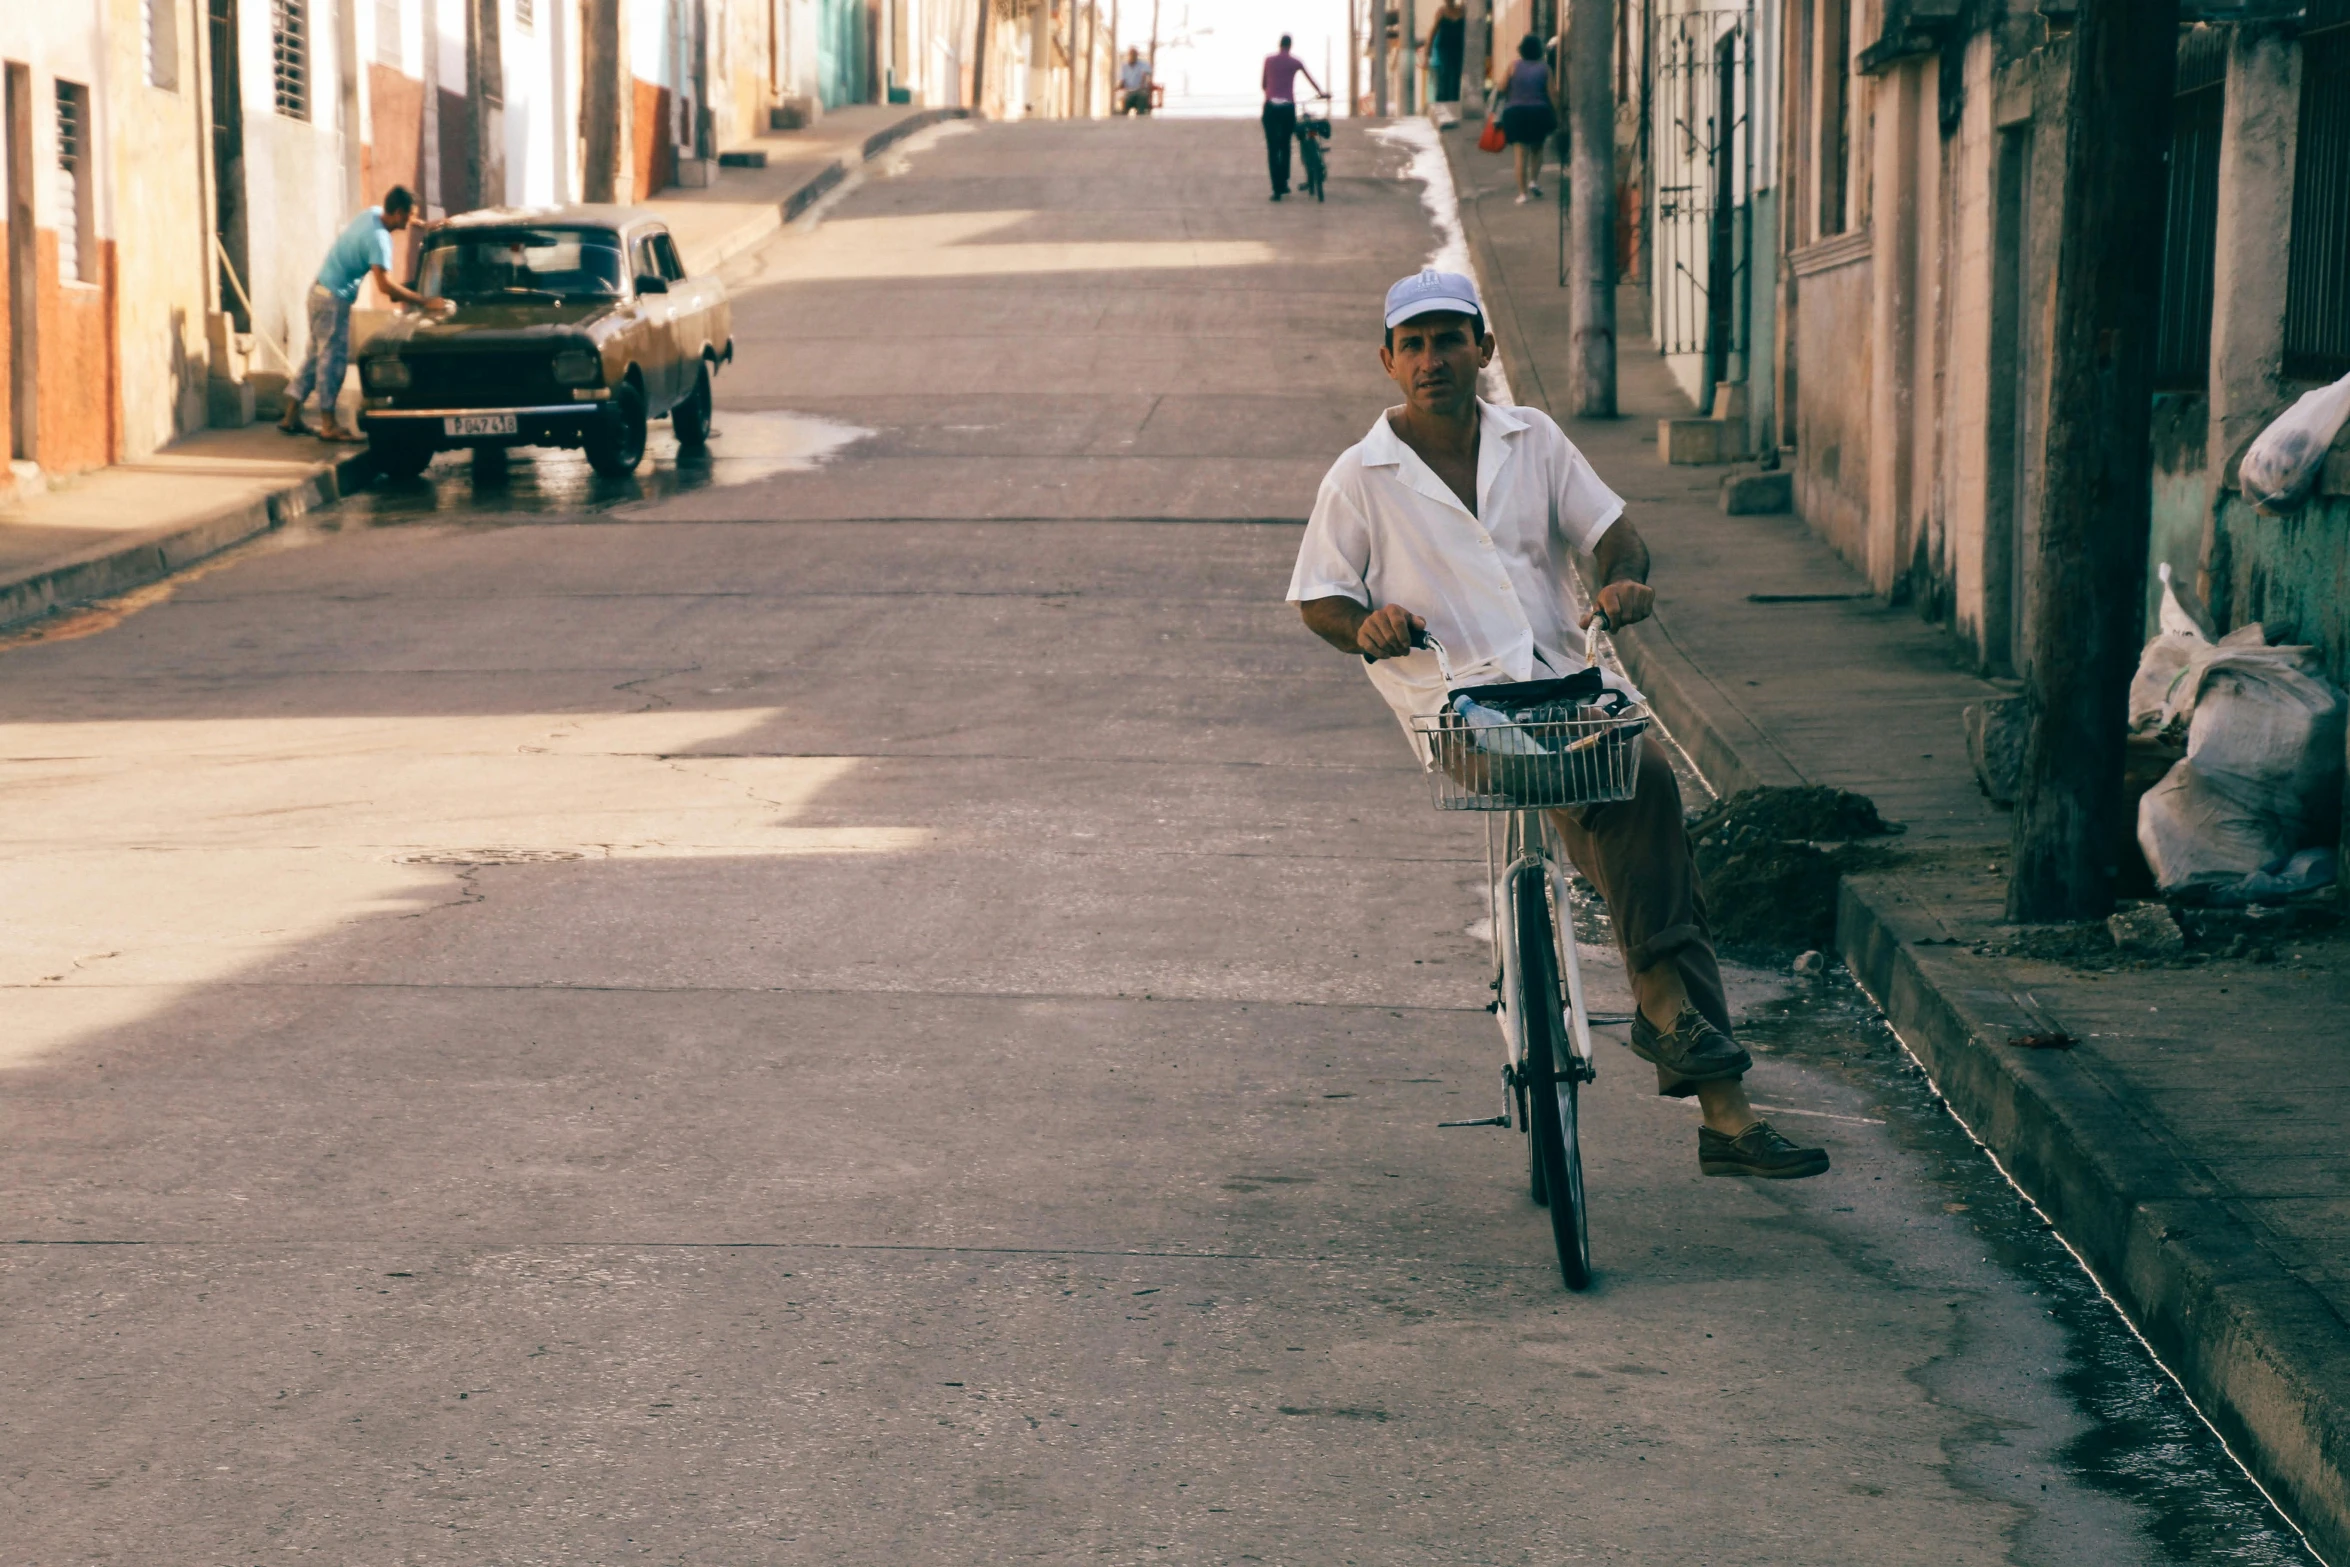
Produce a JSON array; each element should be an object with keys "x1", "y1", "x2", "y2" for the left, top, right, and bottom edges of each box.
[
  {"x1": 1442, "y1": 115, "x2": 2350, "y2": 1566},
  {"x1": 0, "y1": 448, "x2": 375, "y2": 633},
  {"x1": 1840, "y1": 876, "x2": 2350, "y2": 1565}
]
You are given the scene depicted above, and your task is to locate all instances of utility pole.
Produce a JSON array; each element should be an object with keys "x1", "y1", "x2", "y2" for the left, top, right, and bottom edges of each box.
[
  {"x1": 1066, "y1": 0, "x2": 1078, "y2": 115},
  {"x1": 1373, "y1": 1, "x2": 1389, "y2": 114},
  {"x1": 2008, "y1": 0, "x2": 2178, "y2": 921},
  {"x1": 1347, "y1": 0, "x2": 1359, "y2": 115},
  {"x1": 971, "y1": 0, "x2": 990, "y2": 114},
  {"x1": 1461, "y1": 0, "x2": 1486, "y2": 118},
  {"x1": 1563, "y1": 0, "x2": 1614, "y2": 414},
  {"x1": 1400, "y1": 0, "x2": 1416, "y2": 114}
]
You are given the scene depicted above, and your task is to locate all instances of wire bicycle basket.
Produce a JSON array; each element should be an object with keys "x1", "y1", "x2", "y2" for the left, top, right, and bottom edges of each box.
[{"x1": 1407, "y1": 637, "x2": 1648, "y2": 811}]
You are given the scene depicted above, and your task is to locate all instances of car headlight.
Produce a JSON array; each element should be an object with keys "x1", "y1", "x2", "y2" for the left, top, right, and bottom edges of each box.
[
  {"x1": 362, "y1": 357, "x2": 411, "y2": 390},
  {"x1": 551, "y1": 348, "x2": 601, "y2": 386}
]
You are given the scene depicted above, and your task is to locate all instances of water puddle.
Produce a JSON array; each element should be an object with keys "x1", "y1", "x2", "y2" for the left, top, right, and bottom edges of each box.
[{"x1": 324, "y1": 408, "x2": 872, "y2": 527}]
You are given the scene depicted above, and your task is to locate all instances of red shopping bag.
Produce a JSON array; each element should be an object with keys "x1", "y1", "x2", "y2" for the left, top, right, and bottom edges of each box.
[{"x1": 1478, "y1": 116, "x2": 1506, "y2": 153}]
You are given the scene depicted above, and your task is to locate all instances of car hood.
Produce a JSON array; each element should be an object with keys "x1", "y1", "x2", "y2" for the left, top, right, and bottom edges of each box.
[{"x1": 369, "y1": 301, "x2": 622, "y2": 348}]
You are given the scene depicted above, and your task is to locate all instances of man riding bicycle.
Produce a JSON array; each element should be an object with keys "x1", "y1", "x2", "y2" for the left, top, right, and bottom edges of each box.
[{"x1": 1288, "y1": 270, "x2": 1829, "y2": 1180}]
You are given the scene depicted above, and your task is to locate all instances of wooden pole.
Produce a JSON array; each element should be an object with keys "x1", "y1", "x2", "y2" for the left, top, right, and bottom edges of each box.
[
  {"x1": 1401, "y1": 0, "x2": 1417, "y2": 114},
  {"x1": 2007, "y1": 0, "x2": 2178, "y2": 921},
  {"x1": 1564, "y1": 0, "x2": 1614, "y2": 414},
  {"x1": 1348, "y1": 0, "x2": 1360, "y2": 116},
  {"x1": 971, "y1": 0, "x2": 991, "y2": 114}
]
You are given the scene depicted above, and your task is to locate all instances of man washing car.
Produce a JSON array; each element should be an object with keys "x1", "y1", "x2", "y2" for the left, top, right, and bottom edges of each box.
[
  {"x1": 279, "y1": 186, "x2": 448, "y2": 442},
  {"x1": 1287, "y1": 270, "x2": 1829, "y2": 1179}
]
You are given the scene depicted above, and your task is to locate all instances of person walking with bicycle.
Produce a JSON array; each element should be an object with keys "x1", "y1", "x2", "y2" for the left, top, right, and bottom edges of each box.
[
  {"x1": 1288, "y1": 270, "x2": 1828, "y2": 1182},
  {"x1": 1260, "y1": 34, "x2": 1325, "y2": 201}
]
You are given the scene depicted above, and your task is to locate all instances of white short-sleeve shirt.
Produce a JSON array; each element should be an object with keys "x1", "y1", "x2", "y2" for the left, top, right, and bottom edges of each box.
[{"x1": 1287, "y1": 398, "x2": 1636, "y2": 745}]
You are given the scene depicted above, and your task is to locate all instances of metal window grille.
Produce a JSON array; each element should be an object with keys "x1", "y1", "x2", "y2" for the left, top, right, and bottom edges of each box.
[
  {"x1": 145, "y1": 0, "x2": 180, "y2": 89},
  {"x1": 514, "y1": 0, "x2": 532, "y2": 28},
  {"x1": 1650, "y1": 8, "x2": 1752, "y2": 388},
  {"x1": 55, "y1": 82, "x2": 91, "y2": 283},
  {"x1": 2152, "y1": 29, "x2": 2225, "y2": 392},
  {"x1": 272, "y1": 0, "x2": 310, "y2": 119},
  {"x1": 2284, "y1": 22, "x2": 2350, "y2": 381},
  {"x1": 376, "y1": 0, "x2": 401, "y2": 66}
]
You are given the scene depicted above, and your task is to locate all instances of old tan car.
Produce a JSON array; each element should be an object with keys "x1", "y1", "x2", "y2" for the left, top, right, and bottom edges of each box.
[{"x1": 356, "y1": 206, "x2": 733, "y2": 479}]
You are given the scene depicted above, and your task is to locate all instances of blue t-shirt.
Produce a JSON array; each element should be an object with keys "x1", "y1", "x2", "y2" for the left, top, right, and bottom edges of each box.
[{"x1": 316, "y1": 208, "x2": 395, "y2": 301}]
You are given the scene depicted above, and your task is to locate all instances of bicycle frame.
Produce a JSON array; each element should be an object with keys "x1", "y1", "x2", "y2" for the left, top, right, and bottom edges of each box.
[{"x1": 1487, "y1": 808, "x2": 1597, "y2": 1126}]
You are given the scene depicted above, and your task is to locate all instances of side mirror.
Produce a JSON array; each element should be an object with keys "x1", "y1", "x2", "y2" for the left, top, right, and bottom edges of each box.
[{"x1": 635, "y1": 273, "x2": 669, "y2": 295}]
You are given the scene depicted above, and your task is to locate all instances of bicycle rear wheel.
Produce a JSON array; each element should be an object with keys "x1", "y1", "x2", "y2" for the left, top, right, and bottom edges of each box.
[{"x1": 1513, "y1": 863, "x2": 1592, "y2": 1290}]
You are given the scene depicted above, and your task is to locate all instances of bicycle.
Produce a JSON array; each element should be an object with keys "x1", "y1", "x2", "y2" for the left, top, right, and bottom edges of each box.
[
  {"x1": 1410, "y1": 629, "x2": 1649, "y2": 1291},
  {"x1": 1295, "y1": 96, "x2": 1332, "y2": 202}
]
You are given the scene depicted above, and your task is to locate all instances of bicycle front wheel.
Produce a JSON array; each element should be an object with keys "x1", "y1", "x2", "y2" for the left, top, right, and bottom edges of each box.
[{"x1": 1513, "y1": 863, "x2": 1592, "y2": 1290}]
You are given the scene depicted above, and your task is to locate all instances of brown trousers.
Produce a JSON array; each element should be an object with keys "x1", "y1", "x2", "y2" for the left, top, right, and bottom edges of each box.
[{"x1": 1544, "y1": 736, "x2": 1734, "y2": 1097}]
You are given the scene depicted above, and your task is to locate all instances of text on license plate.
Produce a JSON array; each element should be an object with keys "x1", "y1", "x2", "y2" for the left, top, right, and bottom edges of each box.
[{"x1": 443, "y1": 413, "x2": 519, "y2": 437}]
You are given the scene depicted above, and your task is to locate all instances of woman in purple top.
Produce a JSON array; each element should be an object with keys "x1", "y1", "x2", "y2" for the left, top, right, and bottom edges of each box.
[
  {"x1": 1497, "y1": 34, "x2": 1558, "y2": 204},
  {"x1": 1261, "y1": 34, "x2": 1325, "y2": 201}
]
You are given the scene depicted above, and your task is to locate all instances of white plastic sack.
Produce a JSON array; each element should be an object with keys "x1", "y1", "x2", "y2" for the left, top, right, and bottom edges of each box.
[
  {"x1": 2127, "y1": 566, "x2": 2270, "y2": 737},
  {"x1": 2187, "y1": 654, "x2": 2349, "y2": 841},
  {"x1": 2128, "y1": 565, "x2": 2213, "y2": 734},
  {"x1": 2138, "y1": 759, "x2": 2290, "y2": 890},
  {"x1": 2239, "y1": 370, "x2": 2350, "y2": 513}
]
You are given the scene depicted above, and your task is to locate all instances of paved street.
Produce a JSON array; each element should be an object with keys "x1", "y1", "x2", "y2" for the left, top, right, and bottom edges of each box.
[{"x1": 0, "y1": 119, "x2": 2311, "y2": 1564}]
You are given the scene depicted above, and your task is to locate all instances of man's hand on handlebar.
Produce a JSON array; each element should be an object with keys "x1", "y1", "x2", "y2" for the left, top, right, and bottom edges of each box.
[
  {"x1": 1581, "y1": 579, "x2": 1655, "y2": 633},
  {"x1": 1357, "y1": 604, "x2": 1427, "y2": 661}
]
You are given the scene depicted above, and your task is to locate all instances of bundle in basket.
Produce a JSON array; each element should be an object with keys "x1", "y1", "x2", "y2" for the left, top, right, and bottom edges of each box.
[{"x1": 1412, "y1": 665, "x2": 1649, "y2": 810}]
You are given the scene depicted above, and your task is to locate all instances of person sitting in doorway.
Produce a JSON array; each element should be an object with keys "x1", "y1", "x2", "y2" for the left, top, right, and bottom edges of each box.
[{"x1": 1119, "y1": 48, "x2": 1154, "y2": 115}]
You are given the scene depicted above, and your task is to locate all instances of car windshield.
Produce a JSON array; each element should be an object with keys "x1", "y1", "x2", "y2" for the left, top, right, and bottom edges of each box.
[{"x1": 418, "y1": 229, "x2": 626, "y2": 303}]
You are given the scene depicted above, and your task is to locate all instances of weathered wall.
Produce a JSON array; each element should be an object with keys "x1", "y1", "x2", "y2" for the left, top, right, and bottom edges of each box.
[
  {"x1": 1940, "y1": 32, "x2": 1996, "y2": 662},
  {"x1": 2, "y1": 2, "x2": 125, "y2": 475},
  {"x1": 2211, "y1": 479, "x2": 2350, "y2": 693},
  {"x1": 105, "y1": 0, "x2": 213, "y2": 457},
  {"x1": 1789, "y1": 241, "x2": 1874, "y2": 566},
  {"x1": 35, "y1": 231, "x2": 119, "y2": 472}
]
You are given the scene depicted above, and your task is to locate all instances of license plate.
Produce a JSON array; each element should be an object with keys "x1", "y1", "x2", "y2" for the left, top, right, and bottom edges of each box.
[{"x1": 443, "y1": 413, "x2": 518, "y2": 437}]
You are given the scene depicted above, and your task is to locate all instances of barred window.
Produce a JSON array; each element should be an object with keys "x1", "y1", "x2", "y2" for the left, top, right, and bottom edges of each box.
[
  {"x1": 145, "y1": 0, "x2": 180, "y2": 89},
  {"x1": 514, "y1": 0, "x2": 533, "y2": 29},
  {"x1": 2283, "y1": 21, "x2": 2350, "y2": 381},
  {"x1": 55, "y1": 82, "x2": 93, "y2": 283},
  {"x1": 272, "y1": 0, "x2": 310, "y2": 120},
  {"x1": 2152, "y1": 28, "x2": 2225, "y2": 391}
]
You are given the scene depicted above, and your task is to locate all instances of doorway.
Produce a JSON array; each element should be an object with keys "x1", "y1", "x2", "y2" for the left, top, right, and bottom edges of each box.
[
  {"x1": 209, "y1": 0, "x2": 251, "y2": 331},
  {"x1": 5, "y1": 62, "x2": 34, "y2": 463}
]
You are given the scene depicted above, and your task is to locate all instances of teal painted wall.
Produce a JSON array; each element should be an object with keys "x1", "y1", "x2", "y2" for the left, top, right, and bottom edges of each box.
[
  {"x1": 2209, "y1": 490, "x2": 2350, "y2": 689},
  {"x1": 819, "y1": 0, "x2": 870, "y2": 109}
]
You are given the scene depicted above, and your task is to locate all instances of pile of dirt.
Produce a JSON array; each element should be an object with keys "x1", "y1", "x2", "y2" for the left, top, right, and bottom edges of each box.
[{"x1": 1689, "y1": 787, "x2": 1903, "y2": 953}]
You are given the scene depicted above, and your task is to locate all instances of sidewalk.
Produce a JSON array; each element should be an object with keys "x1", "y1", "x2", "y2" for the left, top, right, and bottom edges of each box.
[
  {"x1": 0, "y1": 427, "x2": 373, "y2": 633},
  {"x1": 1444, "y1": 129, "x2": 2350, "y2": 1561},
  {"x1": 646, "y1": 103, "x2": 969, "y2": 274},
  {"x1": 0, "y1": 102, "x2": 962, "y2": 636}
]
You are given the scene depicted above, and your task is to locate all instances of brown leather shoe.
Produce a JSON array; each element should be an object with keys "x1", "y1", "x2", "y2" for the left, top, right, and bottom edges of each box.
[
  {"x1": 1628, "y1": 1006, "x2": 1751, "y2": 1082},
  {"x1": 1700, "y1": 1119, "x2": 1830, "y2": 1179}
]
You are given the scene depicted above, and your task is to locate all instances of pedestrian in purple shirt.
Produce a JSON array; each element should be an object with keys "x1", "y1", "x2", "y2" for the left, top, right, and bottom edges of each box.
[{"x1": 1261, "y1": 35, "x2": 1325, "y2": 201}]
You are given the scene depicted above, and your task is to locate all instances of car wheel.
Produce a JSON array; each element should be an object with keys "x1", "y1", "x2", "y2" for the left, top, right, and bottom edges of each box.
[
  {"x1": 585, "y1": 379, "x2": 648, "y2": 477},
  {"x1": 673, "y1": 360, "x2": 713, "y2": 450},
  {"x1": 370, "y1": 432, "x2": 434, "y2": 481}
]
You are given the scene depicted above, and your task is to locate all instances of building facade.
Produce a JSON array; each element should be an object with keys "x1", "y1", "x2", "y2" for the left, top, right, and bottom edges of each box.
[{"x1": 1, "y1": 0, "x2": 936, "y2": 482}]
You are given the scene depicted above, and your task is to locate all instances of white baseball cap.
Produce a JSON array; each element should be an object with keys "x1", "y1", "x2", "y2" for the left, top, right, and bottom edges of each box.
[{"x1": 1383, "y1": 268, "x2": 1484, "y2": 329}]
